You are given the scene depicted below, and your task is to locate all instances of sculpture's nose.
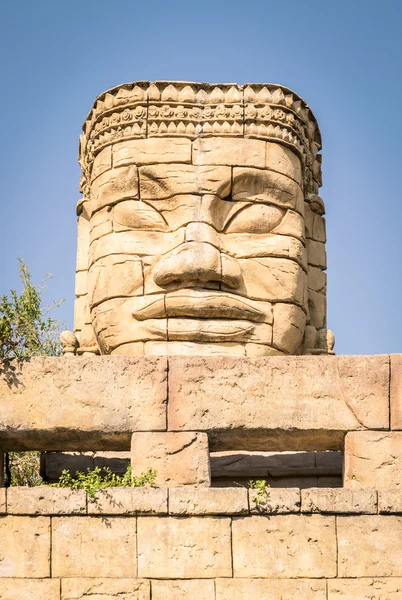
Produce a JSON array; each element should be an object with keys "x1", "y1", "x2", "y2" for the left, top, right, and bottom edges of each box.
[{"x1": 153, "y1": 223, "x2": 241, "y2": 288}]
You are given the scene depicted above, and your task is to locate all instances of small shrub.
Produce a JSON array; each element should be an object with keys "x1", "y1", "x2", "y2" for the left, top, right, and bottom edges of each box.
[
  {"x1": 51, "y1": 465, "x2": 157, "y2": 498},
  {"x1": 249, "y1": 479, "x2": 270, "y2": 506},
  {"x1": 6, "y1": 452, "x2": 43, "y2": 487}
]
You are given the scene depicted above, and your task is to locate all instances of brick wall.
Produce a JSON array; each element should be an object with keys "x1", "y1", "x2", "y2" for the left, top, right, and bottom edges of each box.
[{"x1": 1, "y1": 486, "x2": 402, "y2": 599}]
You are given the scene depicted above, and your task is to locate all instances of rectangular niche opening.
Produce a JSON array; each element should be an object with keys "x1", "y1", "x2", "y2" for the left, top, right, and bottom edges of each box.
[{"x1": 40, "y1": 450, "x2": 343, "y2": 489}]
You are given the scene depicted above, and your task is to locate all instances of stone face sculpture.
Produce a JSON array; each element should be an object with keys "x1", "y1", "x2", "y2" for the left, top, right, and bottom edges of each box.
[{"x1": 70, "y1": 81, "x2": 333, "y2": 357}]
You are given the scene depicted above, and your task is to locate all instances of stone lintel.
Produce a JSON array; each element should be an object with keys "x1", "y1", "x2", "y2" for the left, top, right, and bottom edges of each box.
[{"x1": 0, "y1": 355, "x2": 391, "y2": 452}]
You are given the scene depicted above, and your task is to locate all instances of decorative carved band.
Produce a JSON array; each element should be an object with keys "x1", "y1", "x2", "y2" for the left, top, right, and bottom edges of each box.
[{"x1": 79, "y1": 81, "x2": 322, "y2": 194}]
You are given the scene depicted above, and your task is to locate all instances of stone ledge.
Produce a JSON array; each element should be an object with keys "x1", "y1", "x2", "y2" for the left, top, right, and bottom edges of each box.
[
  {"x1": 169, "y1": 487, "x2": 248, "y2": 515},
  {"x1": 249, "y1": 487, "x2": 300, "y2": 514},
  {"x1": 378, "y1": 489, "x2": 402, "y2": 514},
  {"x1": 7, "y1": 487, "x2": 86, "y2": 515},
  {"x1": 88, "y1": 487, "x2": 168, "y2": 515},
  {"x1": 2, "y1": 487, "x2": 402, "y2": 516},
  {"x1": 301, "y1": 488, "x2": 378, "y2": 514}
]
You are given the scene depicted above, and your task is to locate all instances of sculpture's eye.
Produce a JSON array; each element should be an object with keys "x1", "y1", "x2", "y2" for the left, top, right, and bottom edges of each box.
[
  {"x1": 114, "y1": 200, "x2": 167, "y2": 230},
  {"x1": 224, "y1": 203, "x2": 285, "y2": 233}
]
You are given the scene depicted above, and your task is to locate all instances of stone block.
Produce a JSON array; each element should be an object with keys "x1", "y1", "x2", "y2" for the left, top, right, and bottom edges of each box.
[
  {"x1": 137, "y1": 516, "x2": 232, "y2": 578},
  {"x1": 301, "y1": 488, "x2": 377, "y2": 513},
  {"x1": 131, "y1": 432, "x2": 210, "y2": 487},
  {"x1": 265, "y1": 141, "x2": 303, "y2": 185},
  {"x1": 249, "y1": 487, "x2": 300, "y2": 514},
  {"x1": 338, "y1": 515, "x2": 402, "y2": 576},
  {"x1": 378, "y1": 489, "x2": 402, "y2": 513},
  {"x1": 61, "y1": 578, "x2": 150, "y2": 599},
  {"x1": 113, "y1": 137, "x2": 191, "y2": 167},
  {"x1": 139, "y1": 164, "x2": 231, "y2": 200},
  {"x1": 0, "y1": 579, "x2": 60, "y2": 599},
  {"x1": 0, "y1": 356, "x2": 167, "y2": 450},
  {"x1": 87, "y1": 487, "x2": 167, "y2": 515},
  {"x1": 169, "y1": 487, "x2": 248, "y2": 515},
  {"x1": 88, "y1": 254, "x2": 143, "y2": 306},
  {"x1": 328, "y1": 578, "x2": 402, "y2": 598},
  {"x1": 0, "y1": 515, "x2": 50, "y2": 577},
  {"x1": 90, "y1": 165, "x2": 138, "y2": 213},
  {"x1": 168, "y1": 355, "x2": 390, "y2": 451},
  {"x1": 215, "y1": 578, "x2": 326, "y2": 599},
  {"x1": 391, "y1": 354, "x2": 402, "y2": 429},
  {"x1": 151, "y1": 579, "x2": 215, "y2": 599},
  {"x1": 344, "y1": 432, "x2": 402, "y2": 488},
  {"x1": 232, "y1": 514, "x2": 336, "y2": 577},
  {"x1": 307, "y1": 239, "x2": 327, "y2": 268},
  {"x1": 91, "y1": 145, "x2": 112, "y2": 180},
  {"x1": 52, "y1": 516, "x2": 136, "y2": 577},
  {"x1": 7, "y1": 486, "x2": 86, "y2": 515},
  {"x1": 232, "y1": 167, "x2": 303, "y2": 213},
  {"x1": 193, "y1": 137, "x2": 265, "y2": 168}
]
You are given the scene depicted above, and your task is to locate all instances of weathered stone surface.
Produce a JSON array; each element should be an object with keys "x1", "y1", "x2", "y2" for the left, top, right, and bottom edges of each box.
[
  {"x1": 0, "y1": 516, "x2": 50, "y2": 577},
  {"x1": 378, "y1": 489, "x2": 402, "y2": 513},
  {"x1": 90, "y1": 165, "x2": 138, "y2": 213},
  {"x1": 0, "y1": 579, "x2": 60, "y2": 599},
  {"x1": 344, "y1": 432, "x2": 402, "y2": 488},
  {"x1": 301, "y1": 488, "x2": 377, "y2": 513},
  {"x1": 137, "y1": 516, "x2": 231, "y2": 578},
  {"x1": 151, "y1": 579, "x2": 215, "y2": 599},
  {"x1": 265, "y1": 141, "x2": 303, "y2": 185},
  {"x1": 88, "y1": 487, "x2": 167, "y2": 515},
  {"x1": 0, "y1": 356, "x2": 167, "y2": 450},
  {"x1": 215, "y1": 578, "x2": 326, "y2": 599},
  {"x1": 232, "y1": 515, "x2": 336, "y2": 577},
  {"x1": 113, "y1": 137, "x2": 191, "y2": 167},
  {"x1": 307, "y1": 239, "x2": 327, "y2": 268},
  {"x1": 338, "y1": 515, "x2": 402, "y2": 576},
  {"x1": 391, "y1": 354, "x2": 402, "y2": 429},
  {"x1": 52, "y1": 516, "x2": 136, "y2": 577},
  {"x1": 193, "y1": 137, "x2": 266, "y2": 168},
  {"x1": 61, "y1": 578, "x2": 150, "y2": 599},
  {"x1": 88, "y1": 254, "x2": 143, "y2": 306},
  {"x1": 168, "y1": 355, "x2": 389, "y2": 451},
  {"x1": 131, "y1": 432, "x2": 210, "y2": 487},
  {"x1": 7, "y1": 486, "x2": 86, "y2": 515},
  {"x1": 249, "y1": 488, "x2": 300, "y2": 514},
  {"x1": 91, "y1": 145, "x2": 112, "y2": 180},
  {"x1": 272, "y1": 303, "x2": 306, "y2": 353},
  {"x1": 169, "y1": 487, "x2": 248, "y2": 515},
  {"x1": 139, "y1": 164, "x2": 231, "y2": 199},
  {"x1": 328, "y1": 578, "x2": 402, "y2": 598}
]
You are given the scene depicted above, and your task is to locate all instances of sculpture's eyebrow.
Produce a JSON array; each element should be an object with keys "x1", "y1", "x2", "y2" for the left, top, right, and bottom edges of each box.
[{"x1": 232, "y1": 167, "x2": 300, "y2": 209}]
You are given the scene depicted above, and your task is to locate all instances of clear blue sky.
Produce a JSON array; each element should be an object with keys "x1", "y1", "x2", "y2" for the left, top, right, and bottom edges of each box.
[{"x1": 1, "y1": 0, "x2": 401, "y2": 355}]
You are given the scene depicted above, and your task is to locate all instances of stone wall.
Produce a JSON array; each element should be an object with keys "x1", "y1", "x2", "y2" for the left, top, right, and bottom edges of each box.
[{"x1": 1, "y1": 486, "x2": 402, "y2": 598}]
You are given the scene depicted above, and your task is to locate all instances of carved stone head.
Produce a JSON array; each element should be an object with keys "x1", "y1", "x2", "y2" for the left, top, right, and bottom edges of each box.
[{"x1": 72, "y1": 82, "x2": 333, "y2": 357}]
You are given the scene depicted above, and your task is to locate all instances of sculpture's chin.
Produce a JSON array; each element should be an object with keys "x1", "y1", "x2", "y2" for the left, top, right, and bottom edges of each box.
[{"x1": 109, "y1": 340, "x2": 286, "y2": 357}]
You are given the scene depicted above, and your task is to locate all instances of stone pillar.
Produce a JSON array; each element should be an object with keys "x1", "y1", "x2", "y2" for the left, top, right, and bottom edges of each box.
[
  {"x1": 344, "y1": 432, "x2": 402, "y2": 488},
  {"x1": 131, "y1": 432, "x2": 211, "y2": 487}
]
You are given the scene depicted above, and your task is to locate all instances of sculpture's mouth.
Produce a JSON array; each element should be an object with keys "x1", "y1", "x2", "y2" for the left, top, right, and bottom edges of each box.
[{"x1": 132, "y1": 289, "x2": 266, "y2": 322}]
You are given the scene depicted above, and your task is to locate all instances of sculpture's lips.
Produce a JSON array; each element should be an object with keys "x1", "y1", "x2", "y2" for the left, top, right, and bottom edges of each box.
[{"x1": 132, "y1": 290, "x2": 265, "y2": 322}]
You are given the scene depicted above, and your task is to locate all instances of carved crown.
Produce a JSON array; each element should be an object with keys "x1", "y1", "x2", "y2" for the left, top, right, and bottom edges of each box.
[{"x1": 79, "y1": 81, "x2": 322, "y2": 195}]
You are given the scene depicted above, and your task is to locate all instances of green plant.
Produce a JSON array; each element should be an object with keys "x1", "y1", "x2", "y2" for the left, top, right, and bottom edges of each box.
[
  {"x1": 51, "y1": 465, "x2": 157, "y2": 498},
  {"x1": 1, "y1": 258, "x2": 64, "y2": 486},
  {"x1": 249, "y1": 479, "x2": 270, "y2": 506},
  {"x1": 0, "y1": 258, "x2": 64, "y2": 359}
]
